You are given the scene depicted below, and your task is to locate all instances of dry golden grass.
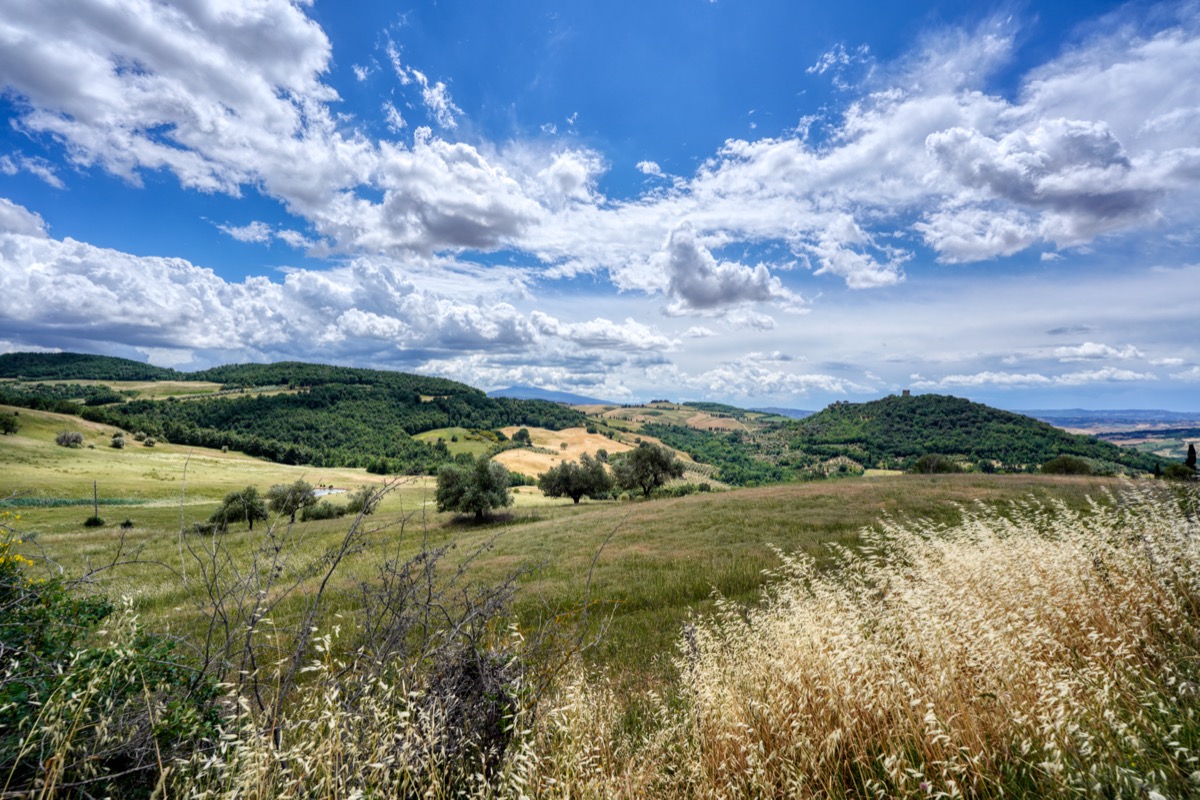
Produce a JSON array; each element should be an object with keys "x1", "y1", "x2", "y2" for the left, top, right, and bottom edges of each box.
[
  {"x1": 532, "y1": 484, "x2": 1200, "y2": 798},
  {"x1": 494, "y1": 426, "x2": 635, "y2": 476}
]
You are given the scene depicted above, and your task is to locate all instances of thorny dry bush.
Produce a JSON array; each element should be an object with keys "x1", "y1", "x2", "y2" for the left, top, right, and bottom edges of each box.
[{"x1": 2, "y1": 478, "x2": 574, "y2": 798}]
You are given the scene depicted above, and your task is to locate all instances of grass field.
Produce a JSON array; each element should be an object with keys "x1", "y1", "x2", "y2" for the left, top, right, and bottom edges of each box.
[
  {"x1": 598, "y1": 401, "x2": 783, "y2": 433},
  {"x1": 10, "y1": 403, "x2": 1193, "y2": 799},
  {"x1": 2, "y1": 404, "x2": 1131, "y2": 683}
]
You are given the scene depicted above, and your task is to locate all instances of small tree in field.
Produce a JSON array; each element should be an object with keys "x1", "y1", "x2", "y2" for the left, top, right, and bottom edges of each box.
[
  {"x1": 0, "y1": 414, "x2": 17, "y2": 435},
  {"x1": 539, "y1": 453, "x2": 613, "y2": 503},
  {"x1": 55, "y1": 431, "x2": 84, "y2": 448},
  {"x1": 436, "y1": 457, "x2": 512, "y2": 521},
  {"x1": 344, "y1": 484, "x2": 383, "y2": 516},
  {"x1": 612, "y1": 442, "x2": 685, "y2": 497},
  {"x1": 266, "y1": 480, "x2": 317, "y2": 524},
  {"x1": 209, "y1": 486, "x2": 268, "y2": 531}
]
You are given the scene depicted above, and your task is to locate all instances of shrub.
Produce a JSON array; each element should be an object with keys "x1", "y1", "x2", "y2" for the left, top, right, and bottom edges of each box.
[
  {"x1": 110, "y1": 433, "x2": 125, "y2": 448},
  {"x1": 344, "y1": 484, "x2": 383, "y2": 515},
  {"x1": 132, "y1": 431, "x2": 147, "y2": 442},
  {"x1": 82, "y1": 515, "x2": 104, "y2": 527},
  {"x1": 1163, "y1": 463, "x2": 1197, "y2": 481},
  {"x1": 300, "y1": 500, "x2": 346, "y2": 521},
  {"x1": 209, "y1": 486, "x2": 267, "y2": 531},
  {"x1": 436, "y1": 457, "x2": 512, "y2": 520},
  {"x1": 1041, "y1": 455, "x2": 1094, "y2": 475},
  {"x1": 55, "y1": 430, "x2": 84, "y2": 448},
  {"x1": 653, "y1": 482, "x2": 702, "y2": 499},
  {"x1": 266, "y1": 479, "x2": 317, "y2": 523},
  {"x1": 0, "y1": 521, "x2": 219, "y2": 796},
  {"x1": 508, "y1": 471, "x2": 537, "y2": 487},
  {"x1": 910, "y1": 453, "x2": 958, "y2": 473},
  {"x1": 0, "y1": 413, "x2": 17, "y2": 435},
  {"x1": 143, "y1": 436, "x2": 156, "y2": 447},
  {"x1": 119, "y1": 518, "x2": 134, "y2": 529}
]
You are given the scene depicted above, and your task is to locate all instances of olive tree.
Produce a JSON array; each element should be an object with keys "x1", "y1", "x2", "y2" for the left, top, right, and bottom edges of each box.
[
  {"x1": 266, "y1": 479, "x2": 317, "y2": 524},
  {"x1": 538, "y1": 453, "x2": 613, "y2": 503},
  {"x1": 209, "y1": 486, "x2": 268, "y2": 531},
  {"x1": 612, "y1": 442, "x2": 685, "y2": 497},
  {"x1": 436, "y1": 457, "x2": 512, "y2": 521}
]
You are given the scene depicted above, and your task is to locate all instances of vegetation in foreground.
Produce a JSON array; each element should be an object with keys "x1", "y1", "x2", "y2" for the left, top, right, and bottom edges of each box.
[{"x1": 4, "y1": 483, "x2": 1199, "y2": 797}]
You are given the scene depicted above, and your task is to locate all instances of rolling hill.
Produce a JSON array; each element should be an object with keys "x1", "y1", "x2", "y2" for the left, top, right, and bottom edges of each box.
[
  {"x1": 784, "y1": 393, "x2": 1165, "y2": 473},
  {"x1": 0, "y1": 353, "x2": 1171, "y2": 479},
  {"x1": 1, "y1": 353, "x2": 586, "y2": 474}
]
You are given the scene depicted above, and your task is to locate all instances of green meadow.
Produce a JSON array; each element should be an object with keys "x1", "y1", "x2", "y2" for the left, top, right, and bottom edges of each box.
[
  {"x1": 3, "y1": 403, "x2": 1125, "y2": 680},
  {"x1": 6, "y1": 402, "x2": 1198, "y2": 799}
]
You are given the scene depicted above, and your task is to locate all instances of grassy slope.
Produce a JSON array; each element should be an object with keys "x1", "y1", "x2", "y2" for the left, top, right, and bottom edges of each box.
[{"x1": 3, "y1": 406, "x2": 1126, "y2": 683}]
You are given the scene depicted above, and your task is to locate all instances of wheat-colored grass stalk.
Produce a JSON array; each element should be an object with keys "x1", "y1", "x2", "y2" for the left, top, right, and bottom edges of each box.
[{"x1": 531, "y1": 485, "x2": 1200, "y2": 798}]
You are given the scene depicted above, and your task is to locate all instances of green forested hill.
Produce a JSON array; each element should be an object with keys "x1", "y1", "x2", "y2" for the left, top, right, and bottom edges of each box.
[
  {"x1": 78, "y1": 386, "x2": 584, "y2": 472},
  {"x1": 0, "y1": 352, "x2": 179, "y2": 381},
  {"x1": 1, "y1": 352, "x2": 585, "y2": 474},
  {"x1": 186, "y1": 361, "x2": 469, "y2": 395},
  {"x1": 786, "y1": 393, "x2": 1164, "y2": 473}
]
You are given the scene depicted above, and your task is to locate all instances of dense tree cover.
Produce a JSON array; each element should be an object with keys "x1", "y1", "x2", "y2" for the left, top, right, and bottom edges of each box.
[
  {"x1": 436, "y1": 457, "x2": 513, "y2": 520},
  {"x1": 681, "y1": 401, "x2": 750, "y2": 419},
  {"x1": 911, "y1": 454, "x2": 960, "y2": 474},
  {"x1": 640, "y1": 423, "x2": 793, "y2": 486},
  {"x1": 188, "y1": 361, "x2": 471, "y2": 395},
  {"x1": 0, "y1": 383, "x2": 110, "y2": 415},
  {"x1": 786, "y1": 394, "x2": 1167, "y2": 473},
  {"x1": 0, "y1": 352, "x2": 177, "y2": 381},
  {"x1": 538, "y1": 454, "x2": 613, "y2": 503},
  {"x1": 1, "y1": 355, "x2": 585, "y2": 473},
  {"x1": 612, "y1": 442, "x2": 686, "y2": 497},
  {"x1": 1104, "y1": 427, "x2": 1200, "y2": 442},
  {"x1": 76, "y1": 383, "x2": 583, "y2": 474}
]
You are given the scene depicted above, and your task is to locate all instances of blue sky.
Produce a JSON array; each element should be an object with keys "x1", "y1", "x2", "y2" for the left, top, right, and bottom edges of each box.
[{"x1": 1, "y1": 0, "x2": 1199, "y2": 410}]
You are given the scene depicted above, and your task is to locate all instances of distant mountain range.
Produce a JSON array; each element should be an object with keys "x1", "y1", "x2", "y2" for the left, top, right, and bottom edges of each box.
[{"x1": 486, "y1": 386, "x2": 616, "y2": 405}]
